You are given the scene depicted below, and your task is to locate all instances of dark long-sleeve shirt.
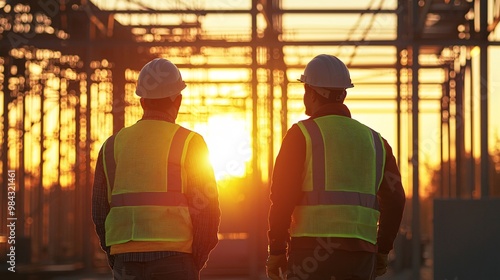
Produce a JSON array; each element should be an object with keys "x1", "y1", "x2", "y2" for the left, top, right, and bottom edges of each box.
[
  {"x1": 92, "y1": 110, "x2": 220, "y2": 270},
  {"x1": 268, "y1": 103, "x2": 405, "y2": 255}
]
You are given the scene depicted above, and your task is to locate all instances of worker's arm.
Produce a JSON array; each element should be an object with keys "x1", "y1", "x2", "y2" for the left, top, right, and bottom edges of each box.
[
  {"x1": 184, "y1": 134, "x2": 221, "y2": 271},
  {"x1": 376, "y1": 139, "x2": 406, "y2": 254},
  {"x1": 268, "y1": 124, "x2": 306, "y2": 255},
  {"x1": 91, "y1": 147, "x2": 114, "y2": 268}
]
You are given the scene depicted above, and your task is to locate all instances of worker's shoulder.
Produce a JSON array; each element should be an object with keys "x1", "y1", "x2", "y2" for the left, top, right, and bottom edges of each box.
[
  {"x1": 176, "y1": 125, "x2": 199, "y2": 136},
  {"x1": 176, "y1": 125, "x2": 206, "y2": 143},
  {"x1": 348, "y1": 117, "x2": 385, "y2": 136}
]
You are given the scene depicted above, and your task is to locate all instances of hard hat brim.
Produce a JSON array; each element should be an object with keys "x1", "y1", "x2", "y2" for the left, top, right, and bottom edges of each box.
[{"x1": 136, "y1": 81, "x2": 186, "y2": 99}]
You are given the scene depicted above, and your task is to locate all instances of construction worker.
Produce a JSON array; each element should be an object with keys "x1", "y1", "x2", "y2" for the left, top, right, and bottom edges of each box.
[
  {"x1": 266, "y1": 54, "x2": 405, "y2": 280},
  {"x1": 92, "y1": 58, "x2": 220, "y2": 280}
]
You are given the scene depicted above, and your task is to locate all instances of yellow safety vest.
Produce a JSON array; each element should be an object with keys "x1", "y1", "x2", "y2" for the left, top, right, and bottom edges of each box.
[
  {"x1": 102, "y1": 120, "x2": 195, "y2": 253},
  {"x1": 290, "y1": 115, "x2": 386, "y2": 245}
]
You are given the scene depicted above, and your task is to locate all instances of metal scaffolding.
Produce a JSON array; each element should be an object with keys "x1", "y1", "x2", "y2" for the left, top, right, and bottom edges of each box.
[{"x1": 1, "y1": 0, "x2": 499, "y2": 278}]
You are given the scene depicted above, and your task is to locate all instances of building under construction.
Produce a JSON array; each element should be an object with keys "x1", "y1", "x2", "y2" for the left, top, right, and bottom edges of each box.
[{"x1": 1, "y1": 0, "x2": 500, "y2": 279}]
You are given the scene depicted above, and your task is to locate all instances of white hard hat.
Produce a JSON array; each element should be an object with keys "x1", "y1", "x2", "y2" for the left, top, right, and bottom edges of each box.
[
  {"x1": 136, "y1": 58, "x2": 186, "y2": 99},
  {"x1": 298, "y1": 54, "x2": 354, "y2": 97}
]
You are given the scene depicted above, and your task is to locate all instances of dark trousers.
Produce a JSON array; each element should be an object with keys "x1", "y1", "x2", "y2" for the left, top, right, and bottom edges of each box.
[
  {"x1": 112, "y1": 254, "x2": 199, "y2": 280},
  {"x1": 286, "y1": 241, "x2": 376, "y2": 280}
]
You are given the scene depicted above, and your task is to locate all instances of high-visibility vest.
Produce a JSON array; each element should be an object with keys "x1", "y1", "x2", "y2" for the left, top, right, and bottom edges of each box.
[
  {"x1": 290, "y1": 115, "x2": 386, "y2": 245},
  {"x1": 102, "y1": 120, "x2": 195, "y2": 253}
]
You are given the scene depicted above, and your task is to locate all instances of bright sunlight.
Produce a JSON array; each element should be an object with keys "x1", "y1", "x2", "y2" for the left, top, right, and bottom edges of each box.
[{"x1": 194, "y1": 114, "x2": 252, "y2": 181}]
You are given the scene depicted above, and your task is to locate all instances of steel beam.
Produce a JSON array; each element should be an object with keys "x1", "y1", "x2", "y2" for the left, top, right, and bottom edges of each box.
[
  {"x1": 410, "y1": 1, "x2": 421, "y2": 279},
  {"x1": 480, "y1": 0, "x2": 489, "y2": 198},
  {"x1": 86, "y1": 8, "x2": 396, "y2": 15},
  {"x1": 7, "y1": 38, "x2": 499, "y2": 49}
]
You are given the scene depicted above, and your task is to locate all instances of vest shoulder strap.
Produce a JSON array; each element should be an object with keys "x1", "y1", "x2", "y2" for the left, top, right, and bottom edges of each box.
[
  {"x1": 103, "y1": 134, "x2": 117, "y2": 200},
  {"x1": 167, "y1": 126, "x2": 193, "y2": 193}
]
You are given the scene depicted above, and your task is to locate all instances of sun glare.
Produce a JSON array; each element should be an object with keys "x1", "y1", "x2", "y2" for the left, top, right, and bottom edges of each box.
[{"x1": 194, "y1": 115, "x2": 252, "y2": 181}]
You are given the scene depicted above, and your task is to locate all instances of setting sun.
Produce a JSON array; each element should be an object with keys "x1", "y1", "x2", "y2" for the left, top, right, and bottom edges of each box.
[
  {"x1": 1, "y1": 0, "x2": 500, "y2": 278},
  {"x1": 193, "y1": 114, "x2": 252, "y2": 181}
]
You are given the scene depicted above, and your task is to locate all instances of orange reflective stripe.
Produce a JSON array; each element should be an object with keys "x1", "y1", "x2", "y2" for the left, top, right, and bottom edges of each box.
[
  {"x1": 370, "y1": 128, "x2": 384, "y2": 191},
  {"x1": 301, "y1": 119, "x2": 325, "y2": 192},
  {"x1": 110, "y1": 192, "x2": 187, "y2": 207},
  {"x1": 103, "y1": 135, "x2": 116, "y2": 192},
  {"x1": 300, "y1": 191, "x2": 376, "y2": 208},
  {"x1": 370, "y1": 128, "x2": 384, "y2": 210},
  {"x1": 167, "y1": 127, "x2": 191, "y2": 193}
]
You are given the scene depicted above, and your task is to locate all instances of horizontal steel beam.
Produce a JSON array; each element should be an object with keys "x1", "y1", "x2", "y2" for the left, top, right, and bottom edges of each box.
[
  {"x1": 86, "y1": 8, "x2": 397, "y2": 15},
  {"x1": 273, "y1": 9, "x2": 396, "y2": 14},
  {"x1": 1, "y1": 37, "x2": 499, "y2": 53},
  {"x1": 87, "y1": 8, "x2": 251, "y2": 14},
  {"x1": 175, "y1": 63, "x2": 402, "y2": 69}
]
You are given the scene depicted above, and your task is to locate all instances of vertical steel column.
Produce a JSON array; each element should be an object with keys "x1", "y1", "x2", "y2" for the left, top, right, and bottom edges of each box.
[
  {"x1": 440, "y1": 75, "x2": 450, "y2": 198},
  {"x1": 113, "y1": 58, "x2": 126, "y2": 134},
  {"x1": 250, "y1": 0, "x2": 260, "y2": 278},
  {"x1": 269, "y1": 68, "x2": 274, "y2": 182},
  {"x1": 396, "y1": 47, "x2": 402, "y2": 168},
  {"x1": 410, "y1": 1, "x2": 421, "y2": 279},
  {"x1": 49, "y1": 86, "x2": 62, "y2": 261},
  {"x1": 281, "y1": 73, "x2": 288, "y2": 140},
  {"x1": 440, "y1": 81, "x2": 444, "y2": 198},
  {"x1": 466, "y1": 57, "x2": 475, "y2": 198},
  {"x1": 37, "y1": 77, "x2": 45, "y2": 263},
  {"x1": 455, "y1": 66, "x2": 465, "y2": 198},
  {"x1": 74, "y1": 79, "x2": 83, "y2": 261},
  {"x1": 1, "y1": 57, "x2": 11, "y2": 236},
  {"x1": 266, "y1": 0, "x2": 277, "y2": 182},
  {"x1": 396, "y1": 0, "x2": 404, "y2": 167},
  {"x1": 19, "y1": 74, "x2": 26, "y2": 240},
  {"x1": 411, "y1": 45, "x2": 421, "y2": 280},
  {"x1": 83, "y1": 24, "x2": 93, "y2": 270},
  {"x1": 479, "y1": 0, "x2": 489, "y2": 198},
  {"x1": 394, "y1": 4, "x2": 405, "y2": 267},
  {"x1": 446, "y1": 74, "x2": 454, "y2": 198}
]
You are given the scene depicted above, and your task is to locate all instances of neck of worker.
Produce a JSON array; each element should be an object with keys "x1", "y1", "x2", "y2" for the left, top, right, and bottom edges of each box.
[
  {"x1": 310, "y1": 102, "x2": 351, "y2": 118},
  {"x1": 142, "y1": 108, "x2": 178, "y2": 123}
]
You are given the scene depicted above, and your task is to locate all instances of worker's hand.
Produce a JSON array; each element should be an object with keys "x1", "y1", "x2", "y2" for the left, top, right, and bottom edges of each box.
[
  {"x1": 266, "y1": 254, "x2": 287, "y2": 280},
  {"x1": 375, "y1": 253, "x2": 389, "y2": 276}
]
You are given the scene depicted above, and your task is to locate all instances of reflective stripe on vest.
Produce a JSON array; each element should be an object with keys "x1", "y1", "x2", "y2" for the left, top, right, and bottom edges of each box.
[
  {"x1": 291, "y1": 116, "x2": 386, "y2": 244},
  {"x1": 102, "y1": 121, "x2": 194, "y2": 251},
  {"x1": 110, "y1": 192, "x2": 187, "y2": 207},
  {"x1": 102, "y1": 134, "x2": 116, "y2": 203}
]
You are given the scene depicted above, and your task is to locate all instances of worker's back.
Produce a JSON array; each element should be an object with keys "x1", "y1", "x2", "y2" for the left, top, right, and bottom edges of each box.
[{"x1": 291, "y1": 115, "x2": 386, "y2": 245}]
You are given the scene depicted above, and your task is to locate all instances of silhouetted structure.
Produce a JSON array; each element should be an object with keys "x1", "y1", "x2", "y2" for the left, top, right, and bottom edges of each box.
[{"x1": 1, "y1": 0, "x2": 499, "y2": 278}]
